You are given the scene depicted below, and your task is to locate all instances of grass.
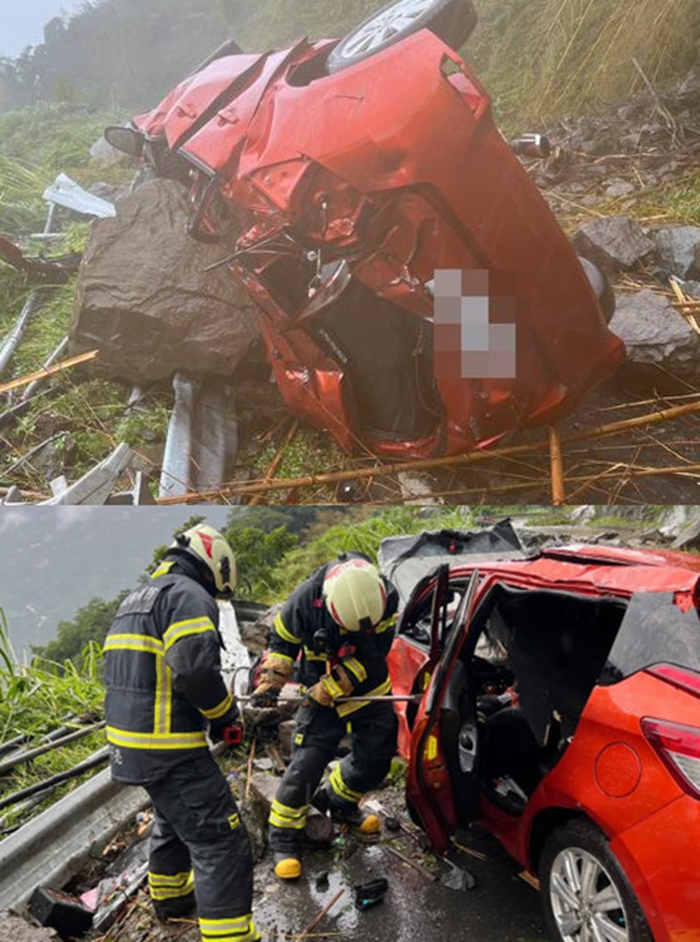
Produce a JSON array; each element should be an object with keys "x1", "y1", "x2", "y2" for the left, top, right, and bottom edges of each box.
[{"x1": 0, "y1": 610, "x2": 106, "y2": 834}]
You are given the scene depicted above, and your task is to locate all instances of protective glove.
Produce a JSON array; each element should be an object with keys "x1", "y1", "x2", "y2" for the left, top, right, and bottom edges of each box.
[
  {"x1": 250, "y1": 654, "x2": 293, "y2": 706},
  {"x1": 209, "y1": 703, "x2": 241, "y2": 744},
  {"x1": 304, "y1": 665, "x2": 354, "y2": 708}
]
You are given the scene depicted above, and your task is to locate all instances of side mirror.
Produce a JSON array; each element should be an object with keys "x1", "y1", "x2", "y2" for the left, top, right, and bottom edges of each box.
[{"x1": 104, "y1": 126, "x2": 144, "y2": 159}]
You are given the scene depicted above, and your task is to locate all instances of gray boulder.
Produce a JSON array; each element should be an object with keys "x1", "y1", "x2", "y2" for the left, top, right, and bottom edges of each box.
[
  {"x1": 71, "y1": 179, "x2": 259, "y2": 384},
  {"x1": 89, "y1": 135, "x2": 130, "y2": 168},
  {"x1": 608, "y1": 288, "x2": 700, "y2": 382},
  {"x1": 573, "y1": 216, "x2": 655, "y2": 273},
  {"x1": 651, "y1": 226, "x2": 700, "y2": 279}
]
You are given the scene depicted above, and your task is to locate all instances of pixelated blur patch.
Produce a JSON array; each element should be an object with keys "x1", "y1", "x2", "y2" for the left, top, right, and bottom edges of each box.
[{"x1": 433, "y1": 269, "x2": 517, "y2": 379}]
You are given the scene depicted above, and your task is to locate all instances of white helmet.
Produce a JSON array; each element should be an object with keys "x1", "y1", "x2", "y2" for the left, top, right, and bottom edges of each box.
[
  {"x1": 172, "y1": 524, "x2": 237, "y2": 597},
  {"x1": 322, "y1": 557, "x2": 386, "y2": 632}
]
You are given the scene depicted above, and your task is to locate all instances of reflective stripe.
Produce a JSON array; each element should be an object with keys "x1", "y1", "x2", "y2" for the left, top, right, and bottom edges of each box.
[
  {"x1": 303, "y1": 646, "x2": 325, "y2": 662},
  {"x1": 201, "y1": 691, "x2": 234, "y2": 720},
  {"x1": 342, "y1": 657, "x2": 367, "y2": 683},
  {"x1": 149, "y1": 870, "x2": 194, "y2": 900},
  {"x1": 376, "y1": 613, "x2": 398, "y2": 634},
  {"x1": 329, "y1": 764, "x2": 362, "y2": 804},
  {"x1": 107, "y1": 726, "x2": 207, "y2": 750},
  {"x1": 163, "y1": 616, "x2": 215, "y2": 651},
  {"x1": 269, "y1": 651, "x2": 294, "y2": 664},
  {"x1": 322, "y1": 674, "x2": 344, "y2": 699},
  {"x1": 103, "y1": 634, "x2": 163, "y2": 655},
  {"x1": 154, "y1": 652, "x2": 172, "y2": 735},
  {"x1": 273, "y1": 613, "x2": 301, "y2": 645},
  {"x1": 269, "y1": 798, "x2": 308, "y2": 830},
  {"x1": 200, "y1": 915, "x2": 257, "y2": 942},
  {"x1": 336, "y1": 675, "x2": 392, "y2": 717},
  {"x1": 151, "y1": 560, "x2": 175, "y2": 578}
]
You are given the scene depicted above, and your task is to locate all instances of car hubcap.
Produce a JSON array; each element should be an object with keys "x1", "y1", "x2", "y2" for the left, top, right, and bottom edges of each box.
[
  {"x1": 550, "y1": 847, "x2": 629, "y2": 942},
  {"x1": 340, "y1": 0, "x2": 438, "y2": 58}
]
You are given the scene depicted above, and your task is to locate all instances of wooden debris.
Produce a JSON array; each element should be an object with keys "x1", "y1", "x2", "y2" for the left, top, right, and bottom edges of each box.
[
  {"x1": 249, "y1": 419, "x2": 299, "y2": 506},
  {"x1": 669, "y1": 279, "x2": 700, "y2": 335},
  {"x1": 244, "y1": 738, "x2": 256, "y2": 802},
  {"x1": 519, "y1": 871, "x2": 541, "y2": 891},
  {"x1": 384, "y1": 845, "x2": 438, "y2": 881},
  {"x1": 451, "y1": 840, "x2": 488, "y2": 862},
  {"x1": 294, "y1": 889, "x2": 345, "y2": 942},
  {"x1": 548, "y1": 425, "x2": 566, "y2": 505},
  {"x1": 0, "y1": 350, "x2": 99, "y2": 396}
]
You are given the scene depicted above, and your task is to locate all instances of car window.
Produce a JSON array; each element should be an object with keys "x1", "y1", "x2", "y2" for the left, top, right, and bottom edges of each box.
[
  {"x1": 398, "y1": 580, "x2": 467, "y2": 647},
  {"x1": 601, "y1": 591, "x2": 700, "y2": 682}
]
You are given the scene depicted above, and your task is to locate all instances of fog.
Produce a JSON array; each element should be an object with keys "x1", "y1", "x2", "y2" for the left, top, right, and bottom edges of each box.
[{"x1": 0, "y1": 0, "x2": 84, "y2": 57}]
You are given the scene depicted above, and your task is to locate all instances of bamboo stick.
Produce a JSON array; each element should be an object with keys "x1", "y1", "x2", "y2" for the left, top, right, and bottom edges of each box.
[
  {"x1": 0, "y1": 350, "x2": 99, "y2": 396},
  {"x1": 548, "y1": 426, "x2": 566, "y2": 505},
  {"x1": 294, "y1": 889, "x2": 345, "y2": 942},
  {"x1": 157, "y1": 399, "x2": 700, "y2": 503},
  {"x1": 249, "y1": 420, "x2": 299, "y2": 506}
]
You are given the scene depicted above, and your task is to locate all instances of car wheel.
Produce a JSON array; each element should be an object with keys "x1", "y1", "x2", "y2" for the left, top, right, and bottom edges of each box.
[
  {"x1": 578, "y1": 256, "x2": 616, "y2": 325},
  {"x1": 540, "y1": 820, "x2": 653, "y2": 942},
  {"x1": 325, "y1": 0, "x2": 478, "y2": 74}
]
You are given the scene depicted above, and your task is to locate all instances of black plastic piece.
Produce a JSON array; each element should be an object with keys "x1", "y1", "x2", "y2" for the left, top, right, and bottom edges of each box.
[{"x1": 29, "y1": 887, "x2": 94, "y2": 940}]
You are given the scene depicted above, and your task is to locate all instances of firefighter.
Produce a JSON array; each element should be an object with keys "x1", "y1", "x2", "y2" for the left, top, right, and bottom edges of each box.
[
  {"x1": 250, "y1": 552, "x2": 399, "y2": 880},
  {"x1": 103, "y1": 524, "x2": 258, "y2": 942}
]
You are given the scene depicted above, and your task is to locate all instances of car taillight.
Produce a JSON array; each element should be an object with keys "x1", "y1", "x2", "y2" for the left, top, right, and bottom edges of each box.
[
  {"x1": 642, "y1": 717, "x2": 700, "y2": 800},
  {"x1": 647, "y1": 663, "x2": 700, "y2": 698}
]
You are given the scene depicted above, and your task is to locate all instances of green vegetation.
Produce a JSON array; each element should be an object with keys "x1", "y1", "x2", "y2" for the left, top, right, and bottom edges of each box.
[{"x1": 0, "y1": 610, "x2": 107, "y2": 833}]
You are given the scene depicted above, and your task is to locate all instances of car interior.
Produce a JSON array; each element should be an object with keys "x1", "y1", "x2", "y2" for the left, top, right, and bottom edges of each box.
[{"x1": 402, "y1": 580, "x2": 628, "y2": 816}]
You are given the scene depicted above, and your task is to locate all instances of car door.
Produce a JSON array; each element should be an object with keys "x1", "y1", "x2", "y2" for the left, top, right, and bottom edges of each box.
[{"x1": 406, "y1": 571, "x2": 481, "y2": 854}]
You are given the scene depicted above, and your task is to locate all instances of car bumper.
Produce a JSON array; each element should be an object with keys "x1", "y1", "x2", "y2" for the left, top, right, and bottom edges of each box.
[{"x1": 610, "y1": 795, "x2": 700, "y2": 942}]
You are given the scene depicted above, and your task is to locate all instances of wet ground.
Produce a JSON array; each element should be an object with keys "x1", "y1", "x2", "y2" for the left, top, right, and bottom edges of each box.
[{"x1": 252, "y1": 825, "x2": 549, "y2": 942}]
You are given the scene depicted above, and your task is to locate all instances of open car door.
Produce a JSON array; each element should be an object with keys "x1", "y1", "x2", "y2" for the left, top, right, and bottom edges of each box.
[{"x1": 405, "y1": 570, "x2": 481, "y2": 854}]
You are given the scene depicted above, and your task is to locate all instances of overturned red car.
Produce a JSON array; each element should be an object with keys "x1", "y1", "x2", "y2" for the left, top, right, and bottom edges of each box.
[
  {"x1": 107, "y1": 0, "x2": 624, "y2": 458},
  {"x1": 386, "y1": 533, "x2": 700, "y2": 942}
]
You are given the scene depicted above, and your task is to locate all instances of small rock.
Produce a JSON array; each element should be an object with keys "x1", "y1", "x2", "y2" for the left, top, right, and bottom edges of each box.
[
  {"x1": 0, "y1": 916, "x2": 59, "y2": 942},
  {"x1": 672, "y1": 518, "x2": 700, "y2": 551},
  {"x1": 604, "y1": 180, "x2": 636, "y2": 199},
  {"x1": 89, "y1": 135, "x2": 130, "y2": 168},
  {"x1": 652, "y1": 226, "x2": 700, "y2": 279},
  {"x1": 240, "y1": 605, "x2": 281, "y2": 655},
  {"x1": 608, "y1": 289, "x2": 700, "y2": 382},
  {"x1": 278, "y1": 720, "x2": 296, "y2": 761},
  {"x1": 573, "y1": 216, "x2": 655, "y2": 273}
]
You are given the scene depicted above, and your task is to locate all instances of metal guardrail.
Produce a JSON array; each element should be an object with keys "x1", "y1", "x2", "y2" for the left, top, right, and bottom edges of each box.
[{"x1": 0, "y1": 762, "x2": 149, "y2": 909}]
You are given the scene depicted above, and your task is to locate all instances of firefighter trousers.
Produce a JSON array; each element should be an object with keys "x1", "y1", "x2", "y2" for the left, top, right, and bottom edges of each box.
[
  {"x1": 268, "y1": 702, "x2": 398, "y2": 853},
  {"x1": 145, "y1": 752, "x2": 257, "y2": 942}
]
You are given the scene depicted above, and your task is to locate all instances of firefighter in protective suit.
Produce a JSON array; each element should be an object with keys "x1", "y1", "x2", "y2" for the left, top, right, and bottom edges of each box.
[
  {"x1": 250, "y1": 552, "x2": 399, "y2": 880},
  {"x1": 103, "y1": 525, "x2": 258, "y2": 942}
]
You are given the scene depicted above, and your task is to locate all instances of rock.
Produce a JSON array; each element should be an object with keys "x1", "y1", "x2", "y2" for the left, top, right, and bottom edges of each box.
[
  {"x1": 651, "y1": 226, "x2": 700, "y2": 279},
  {"x1": 70, "y1": 179, "x2": 259, "y2": 384},
  {"x1": 604, "y1": 180, "x2": 636, "y2": 199},
  {"x1": 672, "y1": 519, "x2": 700, "y2": 552},
  {"x1": 247, "y1": 772, "x2": 333, "y2": 845},
  {"x1": 240, "y1": 604, "x2": 280, "y2": 655},
  {"x1": 89, "y1": 135, "x2": 129, "y2": 168},
  {"x1": 573, "y1": 216, "x2": 655, "y2": 273},
  {"x1": 570, "y1": 505, "x2": 596, "y2": 523},
  {"x1": 240, "y1": 797, "x2": 268, "y2": 864},
  {"x1": 397, "y1": 471, "x2": 441, "y2": 505},
  {"x1": 609, "y1": 289, "x2": 700, "y2": 382},
  {"x1": 278, "y1": 720, "x2": 296, "y2": 761},
  {"x1": 0, "y1": 917, "x2": 59, "y2": 942}
]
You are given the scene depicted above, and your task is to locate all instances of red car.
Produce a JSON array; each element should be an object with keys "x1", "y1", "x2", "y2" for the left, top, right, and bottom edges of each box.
[
  {"x1": 388, "y1": 540, "x2": 700, "y2": 942},
  {"x1": 106, "y1": 0, "x2": 624, "y2": 460}
]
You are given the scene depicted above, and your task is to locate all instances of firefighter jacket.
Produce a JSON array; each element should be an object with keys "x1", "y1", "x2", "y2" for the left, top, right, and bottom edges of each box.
[
  {"x1": 269, "y1": 552, "x2": 399, "y2": 718},
  {"x1": 103, "y1": 554, "x2": 237, "y2": 785}
]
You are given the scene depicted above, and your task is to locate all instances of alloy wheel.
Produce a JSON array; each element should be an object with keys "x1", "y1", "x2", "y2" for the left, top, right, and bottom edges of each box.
[
  {"x1": 549, "y1": 847, "x2": 629, "y2": 942},
  {"x1": 338, "y1": 0, "x2": 438, "y2": 59}
]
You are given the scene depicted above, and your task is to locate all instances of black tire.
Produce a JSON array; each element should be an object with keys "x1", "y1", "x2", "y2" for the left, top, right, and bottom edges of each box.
[
  {"x1": 540, "y1": 820, "x2": 653, "y2": 942},
  {"x1": 578, "y1": 256, "x2": 616, "y2": 325},
  {"x1": 325, "y1": 0, "x2": 478, "y2": 75}
]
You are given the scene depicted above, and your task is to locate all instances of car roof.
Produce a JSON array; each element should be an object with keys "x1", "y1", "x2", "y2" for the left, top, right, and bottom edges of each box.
[{"x1": 446, "y1": 542, "x2": 700, "y2": 597}]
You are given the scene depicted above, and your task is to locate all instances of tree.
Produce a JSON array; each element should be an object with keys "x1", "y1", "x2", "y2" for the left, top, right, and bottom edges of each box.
[{"x1": 32, "y1": 592, "x2": 128, "y2": 664}]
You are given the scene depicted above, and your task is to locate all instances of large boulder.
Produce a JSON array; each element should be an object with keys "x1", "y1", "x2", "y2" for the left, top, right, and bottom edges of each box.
[
  {"x1": 651, "y1": 226, "x2": 700, "y2": 279},
  {"x1": 573, "y1": 216, "x2": 655, "y2": 273},
  {"x1": 608, "y1": 288, "x2": 700, "y2": 382},
  {"x1": 70, "y1": 179, "x2": 259, "y2": 383}
]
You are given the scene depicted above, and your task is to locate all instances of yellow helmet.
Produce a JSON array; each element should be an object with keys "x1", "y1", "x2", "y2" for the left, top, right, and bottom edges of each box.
[
  {"x1": 322, "y1": 557, "x2": 386, "y2": 632},
  {"x1": 173, "y1": 524, "x2": 237, "y2": 597}
]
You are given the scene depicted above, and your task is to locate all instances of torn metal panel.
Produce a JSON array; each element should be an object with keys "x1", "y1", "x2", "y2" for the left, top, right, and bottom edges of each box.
[
  {"x1": 0, "y1": 766, "x2": 149, "y2": 909},
  {"x1": 43, "y1": 174, "x2": 116, "y2": 219},
  {"x1": 159, "y1": 376, "x2": 238, "y2": 499},
  {"x1": 105, "y1": 470, "x2": 155, "y2": 506},
  {"x1": 42, "y1": 443, "x2": 132, "y2": 505},
  {"x1": 218, "y1": 601, "x2": 251, "y2": 698}
]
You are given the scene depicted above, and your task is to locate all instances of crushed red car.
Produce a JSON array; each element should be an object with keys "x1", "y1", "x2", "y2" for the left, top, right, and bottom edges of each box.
[
  {"x1": 387, "y1": 534, "x2": 700, "y2": 942},
  {"x1": 106, "y1": 0, "x2": 624, "y2": 458}
]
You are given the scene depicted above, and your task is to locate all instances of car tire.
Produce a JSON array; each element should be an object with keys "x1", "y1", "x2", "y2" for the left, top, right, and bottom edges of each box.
[
  {"x1": 578, "y1": 256, "x2": 616, "y2": 325},
  {"x1": 540, "y1": 820, "x2": 653, "y2": 942},
  {"x1": 325, "y1": 0, "x2": 478, "y2": 75}
]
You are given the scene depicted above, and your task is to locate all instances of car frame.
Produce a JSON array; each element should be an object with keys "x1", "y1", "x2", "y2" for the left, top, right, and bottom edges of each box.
[{"x1": 388, "y1": 542, "x2": 700, "y2": 942}]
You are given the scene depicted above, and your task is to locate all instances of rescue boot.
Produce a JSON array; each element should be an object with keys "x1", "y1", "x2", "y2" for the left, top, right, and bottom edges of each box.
[
  {"x1": 152, "y1": 892, "x2": 197, "y2": 923},
  {"x1": 313, "y1": 786, "x2": 380, "y2": 837},
  {"x1": 272, "y1": 851, "x2": 302, "y2": 881}
]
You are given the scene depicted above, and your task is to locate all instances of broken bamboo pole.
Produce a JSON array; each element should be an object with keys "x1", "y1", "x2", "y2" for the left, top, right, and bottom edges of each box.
[
  {"x1": 249, "y1": 419, "x2": 299, "y2": 506},
  {"x1": 548, "y1": 426, "x2": 565, "y2": 505},
  {"x1": 0, "y1": 350, "x2": 98, "y2": 396},
  {"x1": 157, "y1": 399, "x2": 700, "y2": 503},
  {"x1": 0, "y1": 748, "x2": 109, "y2": 811},
  {"x1": 0, "y1": 721, "x2": 106, "y2": 776},
  {"x1": 294, "y1": 890, "x2": 345, "y2": 942}
]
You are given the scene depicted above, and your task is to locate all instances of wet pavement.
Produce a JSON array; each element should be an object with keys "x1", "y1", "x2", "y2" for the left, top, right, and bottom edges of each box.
[{"x1": 252, "y1": 827, "x2": 549, "y2": 942}]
